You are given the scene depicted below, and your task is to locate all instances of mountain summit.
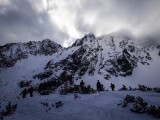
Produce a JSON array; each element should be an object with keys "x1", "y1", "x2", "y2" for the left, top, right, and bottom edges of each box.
[
  {"x1": 0, "y1": 32, "x2": 160, "y2": 89},
  {"x1": 37, "y1": 32, "x2": 154, "y2": 83}
]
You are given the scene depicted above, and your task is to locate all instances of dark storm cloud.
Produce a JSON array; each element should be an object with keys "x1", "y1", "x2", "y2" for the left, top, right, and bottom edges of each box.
[{"x1": 0, "y1": 0, "x2": 69, "y2": 46}]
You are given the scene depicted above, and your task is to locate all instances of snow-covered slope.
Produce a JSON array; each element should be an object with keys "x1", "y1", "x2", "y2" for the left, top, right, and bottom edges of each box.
[
  {"x1": 1, "y1": 32, "x2": 160, "y2": 92},
  {"x1": 0, "y1": 32, "x2": 160, "y2": 120},
  {"x1": 0, "y1": 32, "x2": 160, "y2": 91},
  {"x1": 3, "y1": 91, "x2": 160, "y2": 120},
  {"x1": 0, "y1": 55, "x2": 55, "y2": 102},
  {"x1": 37, "y1": 32, "x2": 160, "y2": 89},
  {"x1": 0, "y1": 39, "x2": 63, "y2": 105}
]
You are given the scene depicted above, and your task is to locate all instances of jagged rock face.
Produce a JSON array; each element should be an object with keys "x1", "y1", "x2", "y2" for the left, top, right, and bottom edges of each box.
[
  {"x1": 0, "y1": 39, "x2": 62, "y2": 68},
  {"x1": 43, "y1": 33, "x2": 152, "y2": 81}
]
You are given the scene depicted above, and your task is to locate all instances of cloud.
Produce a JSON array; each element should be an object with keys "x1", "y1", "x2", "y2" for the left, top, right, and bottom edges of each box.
[
  {"x1": 77, "y1": 0, "x2": 160, "y2": 36},
  {"x1": 0, "y1": 0, "x2": 69, "y2": 46},
  {"x1": 47, "y1": 0, "x2": 160, "y2": 46},
  {"x1": 0, "y1": 0, "x2": 160, "y2": 47}
]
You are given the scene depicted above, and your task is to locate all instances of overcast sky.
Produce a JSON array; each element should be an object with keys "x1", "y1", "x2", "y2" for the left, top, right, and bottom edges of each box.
[{"x1": 0, "y1": 0, "x2": 160, "y2": 47}]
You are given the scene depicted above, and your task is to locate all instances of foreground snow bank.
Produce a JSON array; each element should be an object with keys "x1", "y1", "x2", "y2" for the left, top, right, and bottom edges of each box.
[{"x1": 4, "y1": 91, "x2": 160, "y2": 120}]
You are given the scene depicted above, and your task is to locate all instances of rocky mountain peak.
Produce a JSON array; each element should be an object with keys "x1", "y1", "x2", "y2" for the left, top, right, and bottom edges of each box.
[
  {"x1": 72, "y1": 33, "x2": 96, "y2": 47},
  {"x1": 36, "y1": 33, "x2": 154, "y2": 82},
  {"x1": 0, "y1": 39, "x2": 62, "y2": 68}
]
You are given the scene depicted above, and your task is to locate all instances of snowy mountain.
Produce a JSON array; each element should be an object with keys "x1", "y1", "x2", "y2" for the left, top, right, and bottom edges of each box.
[
  {"x1": 0, "y1": 39, "x2": 62, "y2": 68},
  {"x1": 0, "y1": 32, "x2": 160, "y2": 85},
  {"x1": 0, "y1": 32, "x2": 160, "y2": 120},
  {"x1": 1, "y1": 32, "x2": 160, "y2": 88},
  {"x1": 33, "y1": 32, "x2": 160, "y2": 88}
]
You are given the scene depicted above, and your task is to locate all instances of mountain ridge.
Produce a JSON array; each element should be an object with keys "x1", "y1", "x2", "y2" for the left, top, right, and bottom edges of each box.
[
  {"x1": 0, "y1": 32, "x2": 160, "y2": 86},
  {"x1": 33, "y1": 32, "x2": 158, "y2": 84},
  {"x1": 0, "y1": 39, "x2": 62, "y2": 68}
]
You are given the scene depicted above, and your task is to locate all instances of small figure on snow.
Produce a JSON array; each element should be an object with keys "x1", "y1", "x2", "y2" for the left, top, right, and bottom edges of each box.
[
  {"x1": 28, "y1": 86, "x2": 34, "y2": 97},
  {"x1": 110, "y1": 83, "x2": 115, "y2": 91},
  {"x1": 86, "y1": 85, "x2": 91, "y2": 93},
  {"x1": 80, "y1": 80, "x2": 85, "y2": 92},
  {"x1": 100, "y1": 84, "x2": 104, "y2": 91},
  {"x1": 20, "y1": 88, "x2": 27, "y2": 98},
  {"x1": 96, "y1": 80, "x2": 101, "y2": 92},
  {"x1": 74, "y1": 84, "x2": 79, "y2": 92}
]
